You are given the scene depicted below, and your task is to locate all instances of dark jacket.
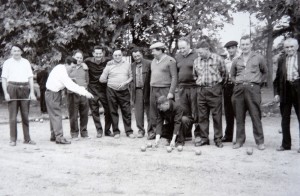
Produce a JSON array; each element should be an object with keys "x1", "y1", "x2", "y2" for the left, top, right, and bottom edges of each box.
[
  {"x1": 131, "y1": 59, "x2": 151, "y2": 104},
  {"x1": 274, "y1": 52, "x2": 300, "y2": 103}
]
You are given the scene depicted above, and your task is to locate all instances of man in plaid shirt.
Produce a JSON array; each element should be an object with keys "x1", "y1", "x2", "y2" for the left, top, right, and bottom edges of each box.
[{"x1": 193, "y1": 41, "x2": 227, "y2": 148}]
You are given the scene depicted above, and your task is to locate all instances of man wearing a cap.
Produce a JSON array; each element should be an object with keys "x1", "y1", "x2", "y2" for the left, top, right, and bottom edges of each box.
[
  {"x1": 193, "y1": 40, "x2": 226, "y2": 148},
  {"x1": 154, "y1": 95, "x2": 193, "y2": 147},
  {"x1": 148, "y1": 42, "x2": 178, "y2": 140},
  {"x1": 175, "y1": 37, "x2": 201, "y2": 143},
  {"x1": 1, "y1": 44, "x2": 37, "y2": 146},
  {"x1": 100, "y1": 49, "x2": 135, "y2": 139},
  {"x1": 231, "y1": 35, "x2": 267, "y2": 150},
  {"x1": 222, "y1": 40, "x2": 239, "y2": 143}
]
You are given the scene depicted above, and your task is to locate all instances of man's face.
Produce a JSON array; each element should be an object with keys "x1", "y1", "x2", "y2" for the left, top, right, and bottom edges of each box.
[
  {"x1": 196, "y1": 48, "x2": 210, "y2": 59},
  {"x1": 93, "y1": 49, "x2": 104, "y2": 60},
  {"x1": 132, "y1": 51, "x2": 143, "y2": 63},
  {"x1": 158, "y1": 101, "x2": 170, "y2": 112},
  {"x1": 73, "y1": 52, "x2": 83, "y2": 64},
  {"x1": 113, "y1": 50, "x2": 123, "y2": 62},
  {"x1": 11, "y1": 46, "x2": 22, "y2": 59},
  {"x1": 240, "y1": 39, "x2": 252, "y2": 54},
  {"x1": 178, "y1": 41, "x2": 190, "y2": 56},
  {"x1": 151, "y1": 48, "x2": 162, "y2": 59},
  {"x1": 226, "y1": 46, "x2": 238, "y2": 57},
  {"x1": 284, "y1": 41, "x2": 299, "y2": 57}
]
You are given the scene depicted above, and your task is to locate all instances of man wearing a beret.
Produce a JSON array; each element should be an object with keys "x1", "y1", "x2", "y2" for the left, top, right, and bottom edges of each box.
[
  {"x1": 231, "y1": 35, "x2": 267, "y2": 150},
  {"x1": 193, "y1": 40, "x2": 227, "y2": 148},
  {"x1": 222, "y1": 40, "x2": 239, "y2": 143},
  {"x1": 148, "y1": 42, "x2": 178, "y2": 140}
]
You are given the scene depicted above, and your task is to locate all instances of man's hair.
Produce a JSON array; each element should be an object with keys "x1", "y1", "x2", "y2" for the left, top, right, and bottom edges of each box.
[
  {"x1": 284, "y1": 38, "x2": 299, "y2": 48},
  {"x1": 157, "y1": 95, "x2": 169, "y2": 106},
  {"x1": 132, "y1": 48, "x2": 143, "y2": 55},
  {"x1": 153, "y1": 47, "x2": 166, "y2": 53},
  {"x1": 240, "y1": 35, "x2": 251, "y2": 42},
  {"x1": 178, "y1": 37, "x2": 191, "y2": 45},
  {"x1": 11, "y1": 43, "x2": 24, "y2": 52},
  {"x1": 65, "y1": 56, "x2": 77, "y2": 65},
  {"x1": 73, "y1": 49, "x2": 84, "y2": 57},
  {"x1": 93, "y1": 45, "x2": 104, "y2": 52}
]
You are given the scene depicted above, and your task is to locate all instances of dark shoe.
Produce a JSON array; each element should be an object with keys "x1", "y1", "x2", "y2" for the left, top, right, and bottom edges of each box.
[
  {"x1": 221, "y1": 136, "x2": 232, "y2": 143},
  {"x1": 195, "y1": 140, "x2": 209, "y2": 147},
  {"x1": 215, "y1": 141, "x2": 223, "y2": 148},
  {"x1": 97, "y1": 132, "x2": 103, "y2": 138},
  {"x1": 257, "y1": 144, "x2": 265, "y2": 150},
  {"x1": 147, "y1": 132, "x2": 156, "y2": 140},
  {"x1": 137, "y1": 132, "x2": 144, "y2": 138},
  {"x1": 233, "y1": 143, "x2": 243, "y2": 149},
  {"x1": 127, "y1": 133, "x2": 136, "y2": 139},
  {"x1": 9, "y1": 141, "x2": 16, "y2": 146},
  {"x1": 176, "y1": 141, "x2": 185, "y2": 147},
  {"x1": 105, "y1": 131, "x2": 114, "y2": 137},
  {"x1": 56, "y1": 138, "x2": 71, "y2": 144},
  {"x1": 23, "y1": 140, "x2": 36, "y2": 145},
  {"x1": 184, "y1": 136, "x2": 192, "y2": 141},
  {"x1": 276, "y1": 146, "x2": 291, "y2": 151},
  {"x1": 50, "y1": 137, "x2": 56, "y2": 142}
]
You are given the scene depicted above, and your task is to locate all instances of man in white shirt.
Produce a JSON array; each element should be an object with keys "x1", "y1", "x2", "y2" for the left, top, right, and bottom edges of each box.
[
  {"x1": 45, "y1": 56, "x2": 94, "y2": 144},
  {"x1": 1, "y1": 44, "x2": 37, "y2": 146},
  {"x1": 100, "y1": 49, "x2": 135, "y2": 139}
]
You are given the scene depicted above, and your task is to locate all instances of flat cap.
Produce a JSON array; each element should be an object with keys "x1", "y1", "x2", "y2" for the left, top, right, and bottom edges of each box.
[
  {"x1": 195, "y1": 41, "x2": 211, "y2": 49},
  {"x1": 224, "y1": 41, "x2": 238, "y2": 48},
  {"x1": 150, "y1": 42, "x2": 166, "y2": 50}
]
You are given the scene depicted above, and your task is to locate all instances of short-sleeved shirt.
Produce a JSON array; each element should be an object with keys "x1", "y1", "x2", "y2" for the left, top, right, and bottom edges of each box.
[{"x1": 1, "y1": 57, "x2": 33, "y2": 82}]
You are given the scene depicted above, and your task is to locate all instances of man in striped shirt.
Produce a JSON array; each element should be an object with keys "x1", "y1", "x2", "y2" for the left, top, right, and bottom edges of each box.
[{"x1": 193, "y1": 41, "x2": 226, "y2": 148}]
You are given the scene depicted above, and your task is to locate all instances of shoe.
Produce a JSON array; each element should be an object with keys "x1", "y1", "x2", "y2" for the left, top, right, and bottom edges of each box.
[
  {"x1": 147, "y1": 132, "x2": 156, "y2": 140},
  {"x1": 233, "y1": 143, "x2": 243, "y2": 149},
  {"x1": 195, "y1": 140, "x2": 209, "y2": 147},
  {"x1": 50, "y1": 137, "x2": 56, "y2": 142},
  {"x1": 194, "y1": 136, "x2": 201, "y2": 143},
  {"x1": 114, "y1": 134, "x2": 120, "y2": 139},
  {"x1": 160, "y1": 138, "x2": 170, "y2": 146},
  {"x1": 9, "y1": 141, "x2": 16, "y2": 146},
  {"x1": 184, "y1": 136, "x2": 192, "y2": 141},
  {"x1": 104, "y1": 132, "x2": 114, "y2": 137},
  {"x1": 221, "y1": 136, "x2": 232, "y2": 143},
  {"x1": 56, "y1": 138, "x2": 71, "y2": 144},
  {"x1": 215, "y1": 141, "x2": 223, "y2": 148},
  {"x1": 276, "y1": 146, "x2": 291, "y2": 151},
  {"x1": 137, "y1": 132, "x2": 144, "y2": 138},
  {"x1": 298, "y1": 148, "x2": 300, "y2": 153},
  {"x1": 257, "y1": 144, "x2": 265, "y2": 150},
  {"x1": 81, "y1": 135, "x2": 90, "y2": 139},
  {"x1": 176, "y1": 141, "x2": 185, "y2": 147},
  {"x1": 97, "y1": 132, "x2": 103, "y2": 138},
  {"x1": 72, "y1": 137, "x2": 79, "y2": 141},
  {"x1": 127, "y1": 134, "x2": 136, "y2": 139},
  {"x1": 23, "y1": 140, "x2": 36, "y2": 145}
]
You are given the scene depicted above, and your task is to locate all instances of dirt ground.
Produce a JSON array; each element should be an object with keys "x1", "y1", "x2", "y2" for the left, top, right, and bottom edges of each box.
[{"x1": 0, "y1": 89, "x2": 299, "y2": 196}]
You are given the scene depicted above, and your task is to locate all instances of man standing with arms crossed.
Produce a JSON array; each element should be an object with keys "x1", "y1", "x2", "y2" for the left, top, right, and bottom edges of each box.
[
  {"x1": 2, "y1": 44, "x2": 36, "y2": 146},
  {"x1": 85, "y1": 46, "x2": 113, "y2": 138},
  {"x1": 148, "y1": 42, "x2": 178, "y2": 140},
  {"x1": 222, "y1": 41, "x2": 239, "y2": 143},
  {"x1": 176, "y1": 37, "x2": 201, "y2": 144},
  {"x1": 231, "y1": 35, "x2": 267, "y2": 150},
  {"x1": 131, "y1": 48, "x2": 153, "y2": 138}
]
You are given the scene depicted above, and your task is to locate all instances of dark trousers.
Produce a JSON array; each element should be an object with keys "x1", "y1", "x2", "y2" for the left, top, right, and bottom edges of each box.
[
  {"x1": 280, "y1": 81, "x2": 300, "y2": 148},
  {"x1": 134, "y1": 88, "x2": 152, "y2": 135},
  {"x1": 161, "y1": 116, "x2": 193, "y2": 143},
  {"x1": 45, "y1": 90, "x2": 65, "y2": 141},
  {"x1": 197, "y1": 84, "x2": 223, "y2": 143},
  {"x1": 67, "y1": 93, "x2": 89, "y2": 137},
  {"x1": 232, "y1": 83, "x2": 264, "y2": 145},
  {"x1": 149, "y1": 87, "x2": 170, "y2": 133},
  {"x1": 178, "y1": 86, "x2": 200, "y2": 137},
  {"x1": 106, "y1": 87, "x2": 133, "y2": 135},
  {"x1": 88, "y1": 85, "x2": 112, "y2": 135},
  {"x1": 7, "y1": 82, "x2": 31, "y2": 142},
  {"x1": 223, "y1": 83, "x2": 235, "y2": 140},
  {"x1": 39, "y1": 87, "x2": 47, "y2": 113}
]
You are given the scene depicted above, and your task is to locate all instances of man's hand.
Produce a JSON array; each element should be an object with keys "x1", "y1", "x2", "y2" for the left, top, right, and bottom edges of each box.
[
  {"x1": 4, "y1": 93, "x2": 10, "y2": 101},
  {"x1": 85, "y1": 92, "x2": 94, "y2": 99},
  {"x1": 274, "y1": 95, "x2": 280, "y2": 103},
  {"x1": 167, "y1": 93, "x2": 174, "y2": 99},
  {"x1": 29, "y1": 93, "x2": 37, "y2": 101},
  {"x1": 118, "y1": 82, "x2": 126, "y2": 89}
]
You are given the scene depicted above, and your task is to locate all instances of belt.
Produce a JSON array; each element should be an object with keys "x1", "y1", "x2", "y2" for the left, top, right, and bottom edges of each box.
[
  {"x1": 136, "y1": 87, "x2": 143, "y2": 89},
  {"x1": 199, "y1": 82, "x2": 220, "y2": 88},
  {"x1": 8, "y1": 82, "x2": 29, "y2": 85},
  {"x1": 236, "y1": 82, "x2": 259, "y2": 86},
  {"x1": 46, "y1": 89, "x2": 62, "y2": 93}
]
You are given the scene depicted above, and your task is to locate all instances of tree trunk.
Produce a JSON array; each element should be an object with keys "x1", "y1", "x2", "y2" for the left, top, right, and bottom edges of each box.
[{"x1": 266, "y1": 24, "x2": 274, "y2": 88}]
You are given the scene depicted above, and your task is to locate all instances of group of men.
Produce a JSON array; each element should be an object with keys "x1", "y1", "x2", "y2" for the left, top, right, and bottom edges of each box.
[{"x1": 1, "y1": 36, "x2": 300, "y2": 153}]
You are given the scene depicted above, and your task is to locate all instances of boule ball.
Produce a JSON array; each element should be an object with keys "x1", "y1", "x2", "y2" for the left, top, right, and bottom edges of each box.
[
  {"x1": 147, "y1": 142, "x2": 152, "y2": 148},
  {"x1": 177, "y1": 145, "x2": 183, "y2": 152},
  {"x1": 195, "y1": 149, "x2": 201, "y2": 155},
  {"x1": 140, "y1": 145, "x2": 146, "y2": 152},
  {"x1": 167, "y1": 146, "x2": 172, "y2": 153},
  {"x1": 246, "y1": 147, "x2": 253, "y2": 155}
]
